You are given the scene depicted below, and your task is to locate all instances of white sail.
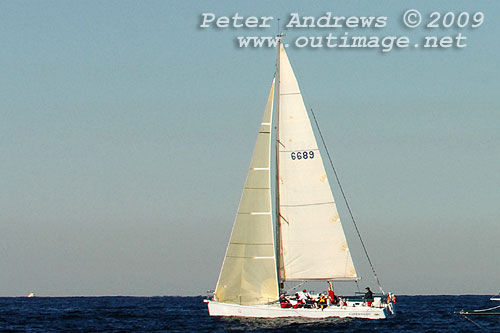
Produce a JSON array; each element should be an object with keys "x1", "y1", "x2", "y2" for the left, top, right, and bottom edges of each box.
[
  {"x1": 277, "y1": 45, "x2": 357, "y2": 281},
  {"x1": 214, "y1": 78, "x2": 279, "y2": 305}
]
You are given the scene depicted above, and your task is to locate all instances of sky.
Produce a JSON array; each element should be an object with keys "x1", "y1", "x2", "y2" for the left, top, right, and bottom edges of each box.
[{"x1": 1, "y1": 1, "x2": 499, "y2": 296}]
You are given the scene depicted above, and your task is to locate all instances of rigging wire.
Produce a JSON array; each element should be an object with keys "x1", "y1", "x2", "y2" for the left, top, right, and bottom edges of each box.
[
  {"x1": 461, "y1": 315, "x2": 488, "y2": 331},
  {"x1": 285, "y1": 282, "x2": 305, "y2": 295},
  {"x1": 310, "y1": 107, "x2": 385, "y2": 295}
]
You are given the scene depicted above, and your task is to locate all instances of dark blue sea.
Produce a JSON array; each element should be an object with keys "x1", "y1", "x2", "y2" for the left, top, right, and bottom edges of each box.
[{"x1": 0, "y1": 295, "x2": 498, "y2": 332}]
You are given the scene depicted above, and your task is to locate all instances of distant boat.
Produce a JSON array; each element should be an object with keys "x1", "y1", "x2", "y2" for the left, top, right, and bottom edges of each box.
[
  {"x1": 204, "y1": 35, "x2": 395, "y2": 320},
  {"x1": 27, "y1": 292, "x2": 35, "y2": 298},
  {"x1": 460, "y1": 292, "x2": 500, "y2": 316}
]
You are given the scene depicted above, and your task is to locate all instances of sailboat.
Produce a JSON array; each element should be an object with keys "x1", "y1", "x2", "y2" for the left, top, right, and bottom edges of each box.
[{"x1": 205, "y1": 37, "x2": 395, "y2": 320}]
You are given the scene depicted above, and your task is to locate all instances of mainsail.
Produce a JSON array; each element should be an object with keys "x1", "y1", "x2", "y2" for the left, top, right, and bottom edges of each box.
[
  {"x1": 277, "y1": 44, "x2": 357, "y2": 281},
  {"x1": 214, "y1": 78, "x2": 279, "y2": 305}
]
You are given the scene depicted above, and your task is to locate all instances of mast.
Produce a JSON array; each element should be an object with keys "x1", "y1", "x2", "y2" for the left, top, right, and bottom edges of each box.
[{"x1": 275, "y1": 34, "x2": 284, "y2": 292}]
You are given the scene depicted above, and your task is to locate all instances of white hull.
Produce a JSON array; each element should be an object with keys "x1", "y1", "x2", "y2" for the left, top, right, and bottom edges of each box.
[{"x1": 205, "y1": 300, "x2": 394, "y2": 320}]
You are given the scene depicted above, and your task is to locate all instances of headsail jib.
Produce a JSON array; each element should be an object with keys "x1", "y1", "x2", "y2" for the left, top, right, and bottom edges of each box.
[{"x1": 214, "y1": 78, "x2": 279, "y2": 305}]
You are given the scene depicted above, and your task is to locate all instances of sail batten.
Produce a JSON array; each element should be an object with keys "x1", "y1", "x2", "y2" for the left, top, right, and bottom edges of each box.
[
  {"x1": 277, "y1": 44, "x2": 357, "y2": 282},
  {"x1": 281, "y1": 201, "x2": 335, "y2": 207}
]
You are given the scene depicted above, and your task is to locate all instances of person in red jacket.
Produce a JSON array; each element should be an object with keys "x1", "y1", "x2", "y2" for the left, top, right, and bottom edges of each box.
[
  {"x1": 328, "y1": 281, "x2": 337, "y2": 305},
  {"x1": 280, "y1": 294, "x2": 292, "y2": 308}
]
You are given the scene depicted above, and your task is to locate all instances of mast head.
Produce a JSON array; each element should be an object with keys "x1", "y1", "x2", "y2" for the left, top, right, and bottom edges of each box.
[{"x1": 276, "y1": 33, "x2": 285, "y2": 49}]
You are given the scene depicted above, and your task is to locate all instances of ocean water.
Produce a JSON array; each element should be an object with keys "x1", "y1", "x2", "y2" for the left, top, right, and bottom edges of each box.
[{"x1": 0, "y1": 295, "x2": 498, "y2": 332}]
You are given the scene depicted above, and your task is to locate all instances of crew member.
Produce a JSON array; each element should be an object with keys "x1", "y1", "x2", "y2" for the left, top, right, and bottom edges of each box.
[
  {"x1": 328, "y1": 281, "x2": 337, "y2": 305},
  {"x1": 364, "y1": 287, "x2": 374, "y2": 306},
  {"x1": 317, "y1": 294, "x2": 328, "y2": 310},
  {"x1": 280, "y1": 294, "x2": 292, "y2": 308}
]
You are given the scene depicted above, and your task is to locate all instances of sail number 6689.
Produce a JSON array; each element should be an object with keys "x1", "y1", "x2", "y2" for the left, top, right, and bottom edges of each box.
[{"x1": 291, "y1": 151, "x2": 314, "y2": 160}]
